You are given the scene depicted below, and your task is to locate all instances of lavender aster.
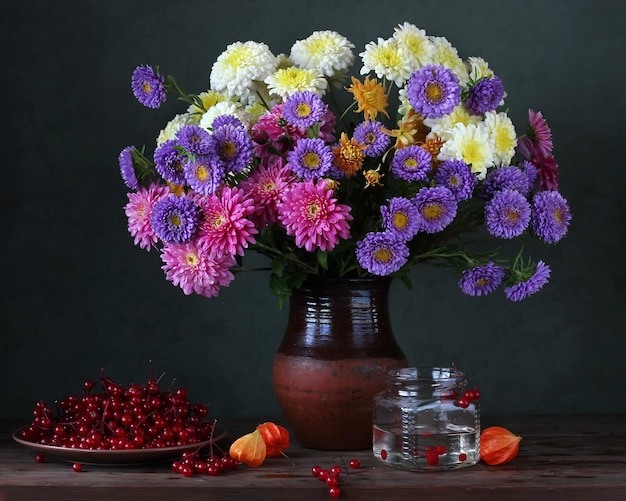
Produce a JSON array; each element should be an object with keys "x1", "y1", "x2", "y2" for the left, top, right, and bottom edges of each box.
[
  {"x1": 119, "y1": 146, "x2": 139, "y2": 190},
  {"x1": 131, "y1": 65, "x2": 166, "y2": 109},
  {"x1": 212, "y1": 114, "x2": 245, "y2": 129},
  {"x1": 287, "y1": 138, "x2": 333, "y2": 180},
  {"x1": 154, "y1": 139, "x2": 187, "y2": 186},
  {"x1": 523, "y1": 160, "x2": 538, "y2": 189},
  {"x1": 282, "y1": 91, "x2": 326, "y2": 129},
  {"x1": 406, "y1": 64, "x2": 461, "y2": 118},
  {"x1": 176, "y1": 125, "x2": 212, "y2": 155},
  {"x1": 458, "y1": 262, "x2": 505, "y2": 296},
  {"x1": 150, "y1": 195, "x2": 200, "y2": 244},
  {"x1": 485, "y1": 189, "x2": 531, "y2": 239},
  {"x1": 356, "y1": 231, "x2": 409, "y2": 276},
  {"x1": 434, "y1": 159, "x2": 477, "y2": 201},
  {"x1": 504, "y1": 260, "x2": 551, "y2": 302},
  {"x1": 531, "y1": 190, "x2": 572, "y2": 243},
  {"x1": 413, "y1": 186, "x2": 458, "y2": 233},
  {"x1": 481, "y1": 166, "x2": 531, "y2": 200},
  {"x1": 391, "y1": 145, "x2": 432, "y2": 182},
  {"x1": 352, "y1": 120, "x2": 391, "y2": 157},
  {"x1": 183, "y1": 155, "x2": 225, "y2": 195},
  {"x1": 381, "y1": 197, "x2": 420, "y2": 241},
  {"x1": 211, "y1": 124, "x2": 254, "y2": 174},
  {"x1": 465, "y1": 76, "x2": 505, "y2": 115}
]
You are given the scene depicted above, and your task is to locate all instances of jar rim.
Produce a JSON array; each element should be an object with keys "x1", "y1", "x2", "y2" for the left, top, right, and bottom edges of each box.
[{"x1": 386, "y1": 367, "x2": 462, "y2": 382}]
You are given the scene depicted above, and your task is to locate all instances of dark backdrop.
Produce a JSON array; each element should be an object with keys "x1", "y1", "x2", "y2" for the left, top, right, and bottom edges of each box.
[{"x1": 2, "y1": 0, "x2": 625, "y2": 420}]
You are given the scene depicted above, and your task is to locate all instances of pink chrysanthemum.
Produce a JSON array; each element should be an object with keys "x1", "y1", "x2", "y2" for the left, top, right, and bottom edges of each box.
[
  {"x1": 277, "y1": 179, "x2": 353, "y2": 252},
  {"x1": 239, "y1": 162, "x2": 296, "y2": 226},
  {"x1": 195, "y1": 186, "x2": 258, "y2": 257},
  {"x1": 160, "y1": 241, "x2": 236, "y2": 298},
  {"x1": 518, "y1": 109, "x2": 553, "y2": 160},
  {"x1": 124, "y1": 183, "x2": 170, "y2": 250},
  {"x1": 251, "y1": 103, "x2": 307, "y2": 162}
]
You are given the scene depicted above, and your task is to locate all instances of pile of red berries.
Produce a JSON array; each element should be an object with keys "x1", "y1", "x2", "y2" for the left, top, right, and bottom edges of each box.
[
  {"x1": 171, "y1": 449, "x2": 239, "y2": 477},
  {"x1": 20, "y1": 372, "x2": 215, "y2": 453},
  {"x1": 311, "y1": 457, "x2": 363, "y2": 498}
]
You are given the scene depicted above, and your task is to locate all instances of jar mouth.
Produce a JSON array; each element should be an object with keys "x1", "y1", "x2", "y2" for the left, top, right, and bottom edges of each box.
[{"x1": 387, "y1": 367, "x2": 459, "y2": 382}]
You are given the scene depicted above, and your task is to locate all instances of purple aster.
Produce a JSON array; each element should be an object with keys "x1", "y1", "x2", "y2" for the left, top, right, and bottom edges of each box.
[
  {"x1": 212, "y1": 114, "x2": 244, "y2": 129},
  {"x1": 356, "y1": 231, "x2": 409, "y2": 276},
  {"x1": 119, "y1": 146, "x2": 139, "y2": 190},
  {"x1": 211, "y1": 123, "x2": 254, "y2": 174},
  {"x1": 458, "y1": 262, "x2": 505, "y2": 296},
  {"x1": 465, "y1": 76, "x2": 505, "y2": 115},
  {"x1": 434, "y1": 159, "x2": 477, "y2": 201},
  {"x1": 523, "y1": 160, "x2": 538, "y2": 190},
  {"x1": 352, "y1": 120, "x2": 391, "y2": 157},
  {"x1": 405, "y1": 64, "x2": 461, "y2": 118},
  {"x1": 176, "y1": 125, "x2": 212, "y2": 155},
  {"x1": 485, "y1": 189, "x2": 531, "y2": 239},
  {"x1": 154, "y1": 139, "x2": 187, "y2": 186},
  {"x1": 381, "y1": 197, "x2": 420, "y2": 242},
  {"x1": 183, "y1": 155, "x2": 225, "y2": 195},
  {"x1": 413, "y1": 186, "x2": 458, "y2": 233},
  {"x1": 286, "y1": 138, "x2": 333, "y2": 181},
  {"x1": 282, "y1": 91, "x2": 326, "y2": 129},
  {"x1": 504, "y1": 260, "x2": 551, "y2": 302},
  {"x1": 481, "y1": 166, "x2": 531, "y2": 200},
  {"x1": 391, "y1": 145, "x2": 432, "y2": 182},
  {"x1": 531, "y1": 190, "x2": 572, "y2": 244},
  {"x1": 131, "y1": 65, "x2": 166, "y2": 109},
  {"x1": 150, "y1": 194, "x2": 200, "y2": 244}
]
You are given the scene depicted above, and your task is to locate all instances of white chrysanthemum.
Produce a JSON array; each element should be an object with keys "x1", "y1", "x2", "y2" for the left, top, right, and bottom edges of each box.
[
  {"x1": 484, "y1": 111, "x2": 517, "y2": 166},
  {"x1": 397, "y1": 88, "x2": 412, "y2": 117},
  {"x1": 466, "y1": 56, "x2": 494, "y2": 82},
  {"x1": 430, "y1": 36, "x2": 469, "y2": 86},
  {"x1": 438, "y1": 122, "x2": 495, "y2": 179},
  {"x1": 265, "y1": 67, "x2": 328, "y2": 99},
  {"x1": 199, "y1": 101, "x2": 248, "y2": 131},
  {"x1": 157, "y1": 113, "x2": 194, "y2": 145},
  {"x1": 393, "y1": 22, "x2": 435, "y2": 72},
  {"x1": 359, "y1": 37, "x2": 413, "y2": 87},
  {"x1": 290, "y1": 30, "x2": 355, "y2": 78},
  {"x1": 210, "y1": 41, "x2": 278, "y2": 101},
  {"x1": 186, "y1": 90, "x2": 232, "y2": 117},
  {"x1": 424, "y1": 104, "x2": 482, "y2": 140},
  {"x1": 276, "y1": 53, "x2": 294, "y2": 70}
]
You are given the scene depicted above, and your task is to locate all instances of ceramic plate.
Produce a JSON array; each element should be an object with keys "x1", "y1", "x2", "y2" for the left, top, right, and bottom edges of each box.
[{"x1": 12, "y1": 425, "x2": 227, "y2": 465}]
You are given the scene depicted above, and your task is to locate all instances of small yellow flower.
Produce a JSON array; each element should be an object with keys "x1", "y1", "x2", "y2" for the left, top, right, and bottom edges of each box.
[
  {"x1": 167, "y1": 182, "x2": 185, "y2": 197},
  {"x1": 418, "y1": 134, "x2": 446, "y2": 167},
  {"x1": 363, "y1": 166, "x2": 384, "y2": 188},
  {"x1": 381, "y1": 110, "x2": 429, "y2": 149},
  {"x1": 346, "y1": 76, "x2": 389, "y2": 121},
  {"x1": 332, "y1": 132, "x2": 365, "y2": 177}
]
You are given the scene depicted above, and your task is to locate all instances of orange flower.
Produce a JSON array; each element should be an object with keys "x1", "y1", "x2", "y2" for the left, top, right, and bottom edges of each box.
[
  {"x1": 332, "y1": 132, "x2": 365, "y2": 177},
  {"x1": 381, "y1": 109, "x2": 429, "y2": 149},
  {"x1": 363, "y1": 166, "x2": 384, "y2": 188},
  {"x1": 346, "y1": 76, "x2": 389, "y2": 121},
  {"x1": 256, "y1": 422, "x2": 290, "y2": 458}
]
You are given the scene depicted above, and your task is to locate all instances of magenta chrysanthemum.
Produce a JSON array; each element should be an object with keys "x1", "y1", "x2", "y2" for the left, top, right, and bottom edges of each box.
[
  {"x1": 160, "y1": 240, "x2": 236, "y2": 298},
  {"x1": 195, "y1": 186, "x2": 258, "y2": 257},
  {"x1": 124, "y1": 183, "x2": 170, "y2": 250},
  {"x1": 277, "y1": 179, "x2": 352, "y2": 252}
]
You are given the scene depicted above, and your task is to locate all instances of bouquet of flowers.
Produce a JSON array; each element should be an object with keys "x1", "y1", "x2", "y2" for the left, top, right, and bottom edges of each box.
[{"x1": 119, "y1": 22, "x2": 571, "y2": 304}]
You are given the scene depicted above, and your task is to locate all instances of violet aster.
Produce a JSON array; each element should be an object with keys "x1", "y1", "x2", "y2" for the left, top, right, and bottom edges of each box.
[
  {"x1": 356, "y1": 231, "x2": 409, "y2": 276},
  {"x1": 211, "y1": 123, "x2": 254, "y2": 174},
  {"x1": 381, "y1": 197, "x2": 420, "y2": 242},
  {"x1": 413, "y1": 186, "x2": 458, "y2": 234},
  {"x1": 282, "y1": 91, "x2": 326, "y2": 129},
  {"x1": 212, "y1": 114, "x2": 245, "y2": 129},
  {"x1": 458, "y1": 261, "x2": 505, "y2": 296},
  {"x1": 352, "y1": 120, "x2": 391, "y2": 157},
  {"x1": 183, "y1": 155, "x2": 224, "y2": 195},
  {"x1": 286, "y1": 138, "x2": 333, "y2": 181},
  {"x1": 176, "y1": 124, "x2": 212, "y2": 155},
  {"x1": 150, "y1": 194, "x2": 200, "y2": 244},
  {"x1": 465, "y1": 75, "x2": 505, "y2": 115},
  {"x1": 119, "y1": 146, "x2": 139, "y2": 190},
  {"x1": 391, "y1": 144, "x2": 432, "y2": 182},
  {"x1": 531, "y1": 190, "x2": 571, "y2": 244},
  {"x1": 131, "y1": 65, "x2": 166, "y2": 109},
  {"x1": 405, "y1": 64, "x2": 461, "y2": 118},
  {"x1": 485, "y1": 189, "x2": 531, "y2": 239},
  {"x1": 434, "y1": 159, "x2": 477, "y2": 201},
  {"x1": 504, "y1": 260, "x2": 551, "y2": 302},
  {"x1": 481, "y1": 165, "x2": 531, "y2": 200},
  {"x1": 154, "y1": 139, "x2": 187, "y2": 186}
]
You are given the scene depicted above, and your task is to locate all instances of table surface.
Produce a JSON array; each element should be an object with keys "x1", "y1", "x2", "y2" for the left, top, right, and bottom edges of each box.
[{"x1": 1, "y1": 415, "x2": 625, "y2": 501}]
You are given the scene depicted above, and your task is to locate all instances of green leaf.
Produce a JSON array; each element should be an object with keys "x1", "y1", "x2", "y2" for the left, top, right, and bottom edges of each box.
[{"x1": 316, "y1": 250, "x2": 328, "y2": 270}]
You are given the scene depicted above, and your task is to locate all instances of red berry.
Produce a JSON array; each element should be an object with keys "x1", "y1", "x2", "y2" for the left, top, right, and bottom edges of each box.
[
  {"x1": 72, "y1": 462, "x2": 83, "y2": 472},
  {"x1": 459, "y1": 453, "x2": 468, "y2": 462},
  {"x1": 348, "y1": 458, "x2": 360, "y2": 469},
  {"x1": 34, "y1": 453, "x2": 45, "y2": 463},
  {"x1": 328, "y1": 486, "x2": 341, "y2": 498},
  {"x1": 326, "y1": 476, "x2": 339, "y2": 487},
  {"x1": 457, "y1": 398, "x2": 470, "y2": 408},
  {"x1": 330, "y1": 465, "x2": 342, "y2": 477},
  {"x1": 380, "y1": 449, "x2": 388, "y2": 460},
  {"x1": 318, "y1": 469, "x2": 330, "y2": 482},
  {"x1": 436, "y1": 445, "x2": 446, "y2": 455},
  {"x1": 311, "y1": 465, "x2": 322, "y2": 478}
]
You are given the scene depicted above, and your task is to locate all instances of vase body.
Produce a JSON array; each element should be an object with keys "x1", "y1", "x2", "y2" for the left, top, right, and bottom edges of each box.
[{"x1": 272, "y1": 277, "x2": 408, "y2": 450}]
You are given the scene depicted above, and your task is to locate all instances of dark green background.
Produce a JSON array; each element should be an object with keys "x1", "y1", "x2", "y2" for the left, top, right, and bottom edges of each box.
[{"x1": 2, "y1": 0, "x2": 624, "y2": 420}]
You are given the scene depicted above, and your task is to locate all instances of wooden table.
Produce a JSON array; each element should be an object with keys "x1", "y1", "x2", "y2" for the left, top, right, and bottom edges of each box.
[{"x1": 1, "y1": 415, "x2": 625, "y2": 500}]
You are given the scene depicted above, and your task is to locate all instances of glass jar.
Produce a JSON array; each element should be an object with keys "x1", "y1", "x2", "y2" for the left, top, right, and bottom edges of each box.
[{"x1": 372, "y1": 367, "x2": 480, "y2": 471}]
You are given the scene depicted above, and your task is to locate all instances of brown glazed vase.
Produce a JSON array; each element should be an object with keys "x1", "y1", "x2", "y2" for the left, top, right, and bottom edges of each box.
[{"x1": 272, "y1": 277, "x2": 408, "y2": 450}]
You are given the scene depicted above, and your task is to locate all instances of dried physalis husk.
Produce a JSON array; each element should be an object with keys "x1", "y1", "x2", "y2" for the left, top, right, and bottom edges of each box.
[
  {"x1": 229, "y1": 429, "x2": 267, "y2": 467},
  {"x1": 480, "y1": 426, "x2": 522, "y2": 465}
]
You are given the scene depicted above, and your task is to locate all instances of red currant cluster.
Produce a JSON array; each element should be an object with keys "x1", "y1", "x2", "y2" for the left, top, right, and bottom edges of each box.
[
  {"x1": 456, "y1": 388, "x2": 481, "y2": 408},
  {"x1": 172, "y1": 450, "x2": 239, "y2": 477},
  {"x1": 21, "y1": 373, "x2": 215, "y2": 453},
  {"x1": 311, "y1": 457, "x2": 363, "y2": 498}
]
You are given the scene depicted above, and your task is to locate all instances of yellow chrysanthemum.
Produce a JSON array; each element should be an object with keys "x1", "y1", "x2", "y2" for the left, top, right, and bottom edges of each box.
[
  {"x1": 423, "y1": 104, "x2": 482, "y2": 140},
  {"x1": 265, "y1": 67, "x2": 328, "y2": 99},
  {"x1": 431, "y1": 36, "x2": 469, "y2": 85},
  {"x1": 359, "y1": 37, "x2": 412, "y2": 88},
  {"x1": 438, "y1": 122, "x2": 495, "y2": 179},
  {"x1": 484, "y1": 111, "x2": 517, "y2": 166},
  {"x1": 346, "y1": 76, "x2": 389, "y2": 121},
  {"x1": 187, "y1": 90, "x2": 230, "y2": 116},
  {"x1": 332, "y1": 132, "x2": 365, "y2": 177},
  {"x1": 393, "y1": 22, "x2": 435, "y2": 71}
]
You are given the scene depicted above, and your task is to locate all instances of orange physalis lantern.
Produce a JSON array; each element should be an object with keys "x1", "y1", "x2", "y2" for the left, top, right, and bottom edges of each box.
[
  {"x1": 228, "y1": 429, "x2": 267, "y2": 467},
  {"x1": 480, "y1": 426, "x2": 522, "y2": 465},
  {"x1": 256, "y1": 422, "x2": 290, "y2": 458}
]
